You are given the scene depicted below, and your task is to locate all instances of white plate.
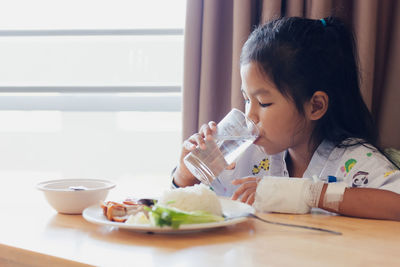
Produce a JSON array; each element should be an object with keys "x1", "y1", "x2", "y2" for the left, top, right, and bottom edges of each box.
[{"x1": 82, "y1": 198, "x2": 254, "y2": 234}]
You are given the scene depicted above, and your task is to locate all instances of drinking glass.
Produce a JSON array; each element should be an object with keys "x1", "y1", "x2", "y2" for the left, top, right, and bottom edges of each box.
[{"x1": 184, "y1": 108, "x2": 259, "y2": 185}]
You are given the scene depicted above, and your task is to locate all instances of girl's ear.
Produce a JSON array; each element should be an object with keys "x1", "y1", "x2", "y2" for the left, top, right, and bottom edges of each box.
[{"x1": 305, "y1": 91, "x2": 329, "y2": 121}]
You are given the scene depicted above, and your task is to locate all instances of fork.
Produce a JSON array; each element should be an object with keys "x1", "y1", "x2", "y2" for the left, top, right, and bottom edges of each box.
[{"x1": 224, "y1": 212, "x2": 342, "y2": 235}]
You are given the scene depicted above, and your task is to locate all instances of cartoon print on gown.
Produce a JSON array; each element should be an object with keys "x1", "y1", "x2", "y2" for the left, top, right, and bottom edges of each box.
[
  {"x1": 384, "y1": 170, "x2": 398, "y2": 177},
  {"x1": 252, "y1": 158, "x2": 269, "y2": 175},
  {"x1": 340, "y1": 158, "x2": 357, "y2": 177},
  {"x1": 352, "y1": 171, "x2": 369, "y2": 187}
]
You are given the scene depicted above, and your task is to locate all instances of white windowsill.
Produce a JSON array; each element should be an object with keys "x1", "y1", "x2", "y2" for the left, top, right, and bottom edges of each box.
[{"x1": 0, "y1": 92, "x2": 181, "y2": 111}]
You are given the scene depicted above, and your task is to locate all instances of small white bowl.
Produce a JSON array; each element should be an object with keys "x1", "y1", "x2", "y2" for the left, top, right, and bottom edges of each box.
[{"x1": 37, "y1": 179, "x2": 116, "y2": 214}]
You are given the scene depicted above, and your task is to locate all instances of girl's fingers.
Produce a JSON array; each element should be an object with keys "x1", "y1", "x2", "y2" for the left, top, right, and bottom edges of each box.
[
  {"x1": 183, "y1": 140, "x2": 196, "y2": 151},
  {"x1": 190, "y1": 133, "x2": 206, "y2": 149},
  {"x1": 239, "y1": 188, "x2": 254, "y2": 203},
  {"x1": 200, "y1": 123, "x2": 215, "y2": 141},
  {"x1": 231, "y1": 181, "x2": 257, "y2": 200},
  {"x1": 225, "y1": 162, "x2": 236, "y2": 170},
  {"x1": 184, "y1": 121, "x2": 218, "y2": 151},
  {"x1": 183, "y1": 133, "x2": 205, "y2": 150},
  {"x1": 232, "y1": 177, "x2": 259, "y2": 185},
  {"x1": 208, "y1": 121, "x2": 217, "y2": 130},
  {"x1": 208, "y1": 121, "x2": 217, "y2": 138},
  {"x1": 247, "y1": 192, "x2": 256, "y2": 205}
]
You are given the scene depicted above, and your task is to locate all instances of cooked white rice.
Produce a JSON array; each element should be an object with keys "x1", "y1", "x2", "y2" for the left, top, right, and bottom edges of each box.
[{"x1": 158, "y1": 183, "x2": 222, "y2": 216}]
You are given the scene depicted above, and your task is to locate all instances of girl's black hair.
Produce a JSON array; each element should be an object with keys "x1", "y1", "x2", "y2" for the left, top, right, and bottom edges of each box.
[{"x1": 240, "y1": 17, "x2": 377, "y2": 148}]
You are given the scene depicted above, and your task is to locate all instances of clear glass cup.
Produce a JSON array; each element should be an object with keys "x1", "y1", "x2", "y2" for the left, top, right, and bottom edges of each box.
[{"x1": 184, "y1": 108, "x2": 259, "y2": 185}]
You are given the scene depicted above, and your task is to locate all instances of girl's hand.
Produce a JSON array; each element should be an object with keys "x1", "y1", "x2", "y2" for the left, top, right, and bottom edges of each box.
[
  {"x1": 173, "y1": 121, "x2": 217, "y2": 187},
  {"x1": 231, "y1": 177, "x2": 261, "y2": 205}
]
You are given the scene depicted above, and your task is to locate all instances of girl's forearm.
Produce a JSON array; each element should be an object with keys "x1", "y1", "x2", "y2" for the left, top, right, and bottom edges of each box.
[
  {"x1": 173, "y1": 165, "x2": 199, "y2": 187},
  {"x1": 318, "y1": 184, "x2": 400, "y2": 221}
]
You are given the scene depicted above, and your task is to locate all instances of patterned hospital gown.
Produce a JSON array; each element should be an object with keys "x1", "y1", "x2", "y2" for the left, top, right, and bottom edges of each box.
[{"x1": 210, "y1": 139, "x2": 400, "y2": 197}]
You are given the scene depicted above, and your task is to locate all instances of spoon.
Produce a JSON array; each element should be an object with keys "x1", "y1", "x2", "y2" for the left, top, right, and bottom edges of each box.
[{"x1": 224, "y1": 212, "x2": 342, "y2": 235}]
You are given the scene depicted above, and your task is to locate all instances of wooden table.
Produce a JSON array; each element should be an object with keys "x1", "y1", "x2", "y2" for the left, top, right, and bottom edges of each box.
[{"x1": 1, "y1": 177, "x2": 400, "y2": 267}]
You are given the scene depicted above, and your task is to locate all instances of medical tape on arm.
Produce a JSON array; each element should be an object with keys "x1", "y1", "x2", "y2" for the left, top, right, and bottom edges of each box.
[
  {"x1": 305, "y1": 181, "x2": 325, "y2": 208},
  {"x1": 323, "y1": 182, "x2": 347, "y2": 212}
]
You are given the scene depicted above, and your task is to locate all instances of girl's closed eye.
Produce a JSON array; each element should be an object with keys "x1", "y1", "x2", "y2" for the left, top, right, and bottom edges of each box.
[{"x1": 259, "y1": 102, "x2": 272, "y2": 108}]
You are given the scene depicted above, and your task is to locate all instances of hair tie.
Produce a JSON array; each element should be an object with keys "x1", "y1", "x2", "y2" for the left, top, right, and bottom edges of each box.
[{"x1": 320, "y1": 18, "x2": 327, "y2": 27}]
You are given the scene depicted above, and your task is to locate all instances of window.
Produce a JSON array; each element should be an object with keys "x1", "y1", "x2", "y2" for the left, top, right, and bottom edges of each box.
[
  {"x1": 0, "y1": 0, "x2": 186, "y2": 111},
  {"x1": 0, "y1": 1, "x2": 185, "y2": 183}
]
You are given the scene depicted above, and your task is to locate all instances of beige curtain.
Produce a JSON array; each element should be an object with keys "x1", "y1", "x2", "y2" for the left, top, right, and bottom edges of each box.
[{"x1": 182, "y1": 0, "x2": 400, "y2": 148}]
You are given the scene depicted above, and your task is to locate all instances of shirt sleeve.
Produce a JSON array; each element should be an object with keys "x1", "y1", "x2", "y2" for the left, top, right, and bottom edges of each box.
[
  {"x1": 170, "y1": 166, "x2": 180, "y2": 189},
  {"x1": 339, "y1": 145, "x2": 400, "y2": 194}
]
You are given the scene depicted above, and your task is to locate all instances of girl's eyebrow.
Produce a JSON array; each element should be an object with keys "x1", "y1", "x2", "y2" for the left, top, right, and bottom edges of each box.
[
  {"x1": 242, "y1": 88, "x2": 271, "y2": 96},
  {"x1": 253, "y1": 88, "x2": 271, "y2": 96}
]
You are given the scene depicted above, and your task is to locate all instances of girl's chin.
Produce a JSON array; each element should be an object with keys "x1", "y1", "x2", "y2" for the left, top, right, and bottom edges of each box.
[
  {"x1": 253, "y1": 139, "x2": 262, "y2": 147},
  {"x1": 254, "y1": 139, "x2": 269, "y2": 151},
  {"x1": 254, "y1": 139, "x2": 283, "y2": 155}
]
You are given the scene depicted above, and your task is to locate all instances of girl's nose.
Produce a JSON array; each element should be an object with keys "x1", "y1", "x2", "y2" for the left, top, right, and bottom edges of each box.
[
  {"x1": 245, "y1": 104, "x2": 259, "y2": 124},
  {"x1": 248, "y1": 113, "x2": 259, "y2": 126}
]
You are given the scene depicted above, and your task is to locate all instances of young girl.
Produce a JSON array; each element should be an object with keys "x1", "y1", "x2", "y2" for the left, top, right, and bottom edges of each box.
[{"x1": 172, "y1": 17, "x2": 400, "y2": 221}]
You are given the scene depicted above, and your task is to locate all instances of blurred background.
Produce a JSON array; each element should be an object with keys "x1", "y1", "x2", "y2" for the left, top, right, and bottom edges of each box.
[
  {"x1": 1, "y1": 0, "x2": 399, "y2": 196},
  {"x1": 0, "y1": 0, "x2": 185, "y2": 193}
]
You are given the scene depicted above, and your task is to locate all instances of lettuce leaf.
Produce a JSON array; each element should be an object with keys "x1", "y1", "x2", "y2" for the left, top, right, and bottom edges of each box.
[{"x1": 145, "y1": 204, "x2": 224, "y2": 229}]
